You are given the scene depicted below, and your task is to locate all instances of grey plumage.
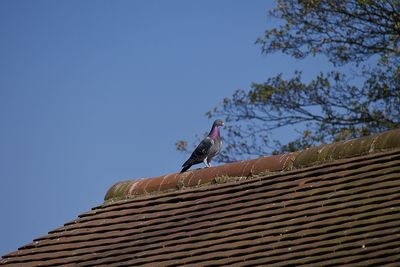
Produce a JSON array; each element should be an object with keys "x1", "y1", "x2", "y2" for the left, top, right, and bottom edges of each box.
[{"x1": 181, "y1": 119, "x2": 224, "y2": 173}]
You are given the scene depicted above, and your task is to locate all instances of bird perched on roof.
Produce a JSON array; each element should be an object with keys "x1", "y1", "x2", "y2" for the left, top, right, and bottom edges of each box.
[{"x1": 180, "y1": 119, "x2": 224, "y2": 173}]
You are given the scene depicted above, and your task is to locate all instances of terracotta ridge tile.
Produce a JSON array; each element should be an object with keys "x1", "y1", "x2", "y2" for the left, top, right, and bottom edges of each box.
[{"x1": 104, "y1": 128, "x2": 400, "y2": 202}]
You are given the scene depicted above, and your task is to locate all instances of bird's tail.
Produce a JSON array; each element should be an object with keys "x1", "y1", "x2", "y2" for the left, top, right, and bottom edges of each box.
[
  {"x1": 180, "y1": 159, "x2": 193, "y2": 173},
  {"x1": 180, "y1": 165, "x2": 191, "y2": 173}
]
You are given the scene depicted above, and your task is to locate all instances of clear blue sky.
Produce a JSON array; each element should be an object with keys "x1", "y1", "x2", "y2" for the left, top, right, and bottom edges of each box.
[{"x1": 0, "y1": 0, "x2": 331, "y2": 256}]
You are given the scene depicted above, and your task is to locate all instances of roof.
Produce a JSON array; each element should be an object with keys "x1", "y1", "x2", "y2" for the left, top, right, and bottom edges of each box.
[{"x1": 2, "y1": 129, "x2": 400, "y2": 266}]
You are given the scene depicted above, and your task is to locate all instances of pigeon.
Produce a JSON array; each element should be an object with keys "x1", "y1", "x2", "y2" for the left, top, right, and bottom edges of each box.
[{"x1": 180, "y1": 119, "x2": 224, "y2": 173}]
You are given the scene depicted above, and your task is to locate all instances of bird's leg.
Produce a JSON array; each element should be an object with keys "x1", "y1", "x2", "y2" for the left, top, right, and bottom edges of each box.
[
  {"x1": 203, "y1": 158, "x2": 210, "y2": 168},
  {"x1": 207, "y1": 157, "x2": 213, "y2": 167}
]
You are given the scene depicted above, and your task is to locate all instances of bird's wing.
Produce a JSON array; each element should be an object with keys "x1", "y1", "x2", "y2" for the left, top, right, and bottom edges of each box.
[{"x1": 183, "y1": 137, "x2": 214, "y2": 166}]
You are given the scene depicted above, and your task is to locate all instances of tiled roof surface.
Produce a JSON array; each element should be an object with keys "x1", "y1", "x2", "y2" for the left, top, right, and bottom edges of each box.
[{"x1": 2, "y1": 130, "x2": 400, "y2": 266}]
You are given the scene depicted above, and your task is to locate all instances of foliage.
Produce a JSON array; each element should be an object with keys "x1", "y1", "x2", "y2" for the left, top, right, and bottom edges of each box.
[
  {"x1": 259, "y1": 0, "x2": 400, "y2": 65},
  {"x1": 177, "y1": 0, "x2": 400, "y2": 162},
  {"x1": 209, "y1": 62, "x2": 400, "y2": 162}
]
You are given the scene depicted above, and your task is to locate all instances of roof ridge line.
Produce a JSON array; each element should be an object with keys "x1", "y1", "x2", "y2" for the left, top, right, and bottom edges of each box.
[{"x1": 104, "y1": 128, "x2": 400, "y2": 202}]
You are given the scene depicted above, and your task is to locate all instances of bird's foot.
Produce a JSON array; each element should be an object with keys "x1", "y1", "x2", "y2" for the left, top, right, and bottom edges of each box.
[{"x1": 203, "y1": 159, "x2": 211, "y2": 168}]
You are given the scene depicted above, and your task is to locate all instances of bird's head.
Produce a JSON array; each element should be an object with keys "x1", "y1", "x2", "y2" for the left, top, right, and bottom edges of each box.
[{"x1": 213, "y1": 119, "x2": 224, "y2": 128}]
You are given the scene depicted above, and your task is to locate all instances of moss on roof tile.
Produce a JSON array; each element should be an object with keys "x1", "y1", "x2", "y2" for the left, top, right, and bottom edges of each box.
[{"x1": 293, "y1": 129, "x2": 400, "y2": 168}]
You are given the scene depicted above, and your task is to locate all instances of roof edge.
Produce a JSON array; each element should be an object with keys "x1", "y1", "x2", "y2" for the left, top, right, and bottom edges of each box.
[{"x1": 104, "y1": 128, "x2": 400, "y2": 202}]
